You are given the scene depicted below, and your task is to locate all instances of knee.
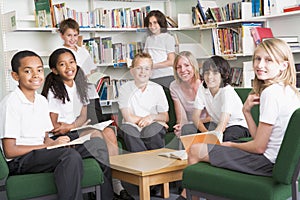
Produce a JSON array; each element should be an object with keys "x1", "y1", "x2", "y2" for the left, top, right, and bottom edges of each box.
[
  {"x1": 90, "y1": 130, "x2": 103, "y2": 138},
  {"x1": 102, "y1": 127, "x2": 117, "y2": 143},
  {"x1": 63, "y1": 149, "x2": 83, "y2": 166}
]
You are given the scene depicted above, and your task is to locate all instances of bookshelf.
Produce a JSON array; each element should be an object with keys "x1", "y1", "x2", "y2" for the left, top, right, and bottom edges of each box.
[{"x1": 1, "y1": 0, "x2": 300, "y2": 99}]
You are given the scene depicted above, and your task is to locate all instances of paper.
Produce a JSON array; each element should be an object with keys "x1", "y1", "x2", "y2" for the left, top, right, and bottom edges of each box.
[
  {"x1": 70, "y1": 120, "x2": 114, "y2": 132},
  {"x1": 158, "y1": 150, "x2": 188, "y2": 160},
  {"x1": 47, "y1": 133, "x2": 91, "y2": 149}
]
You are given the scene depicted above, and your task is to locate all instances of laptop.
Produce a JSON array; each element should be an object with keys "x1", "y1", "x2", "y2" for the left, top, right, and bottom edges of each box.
[{"x1": 179, "y1": 131, "x2": 222, "y2": 152}]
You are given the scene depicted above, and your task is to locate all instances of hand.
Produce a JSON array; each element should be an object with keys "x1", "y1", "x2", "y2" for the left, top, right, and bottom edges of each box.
[
  {"x1": 44, "y1": 136, "x2": 54, "y2": 145},
  {"x1": 173, "y1": 124, "x2": 182, "y2": 137},
  {"x1": 221, "y1": 141, "x2": 233, "y2": 147},
  {"x1": 51, "y1": 122, "x2": 73, "y2": 135},
  {"x1": 138, "y1": 115, "x2": 153, "y2": 127},
  {"x1": 49, "y1": 136, "x2": 70, "y2": 147},
  {"x1": 243, "y1": 93, "x2": 260, "y2": 114}
]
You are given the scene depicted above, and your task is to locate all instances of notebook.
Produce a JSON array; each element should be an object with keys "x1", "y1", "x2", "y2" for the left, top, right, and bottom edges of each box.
[{"x1": 180, "y1": 131, "x2": 222, "y2": 152}]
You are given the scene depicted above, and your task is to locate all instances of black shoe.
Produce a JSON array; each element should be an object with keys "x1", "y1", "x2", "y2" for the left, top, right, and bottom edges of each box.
[{"x1": 114, "y1": 189, "x2": 134, "y2": 200}]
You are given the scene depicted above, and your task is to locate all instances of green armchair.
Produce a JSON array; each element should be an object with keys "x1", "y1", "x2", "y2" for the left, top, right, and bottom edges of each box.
[
  {"x1": 0, "y1": 149, "x2": 103, "y2": 200},
  {"x1": 182, "y1": 108, "x2": 300, "y2": 200}
]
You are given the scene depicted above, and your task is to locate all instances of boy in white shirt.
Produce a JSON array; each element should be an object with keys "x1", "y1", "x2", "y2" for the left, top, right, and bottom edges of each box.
[
  {"x1": 0, "y1": 50, "x2": 114, "y2": 199},
  {"x1": 118, "y1": 52, "x2": 169, "y2": 152}
]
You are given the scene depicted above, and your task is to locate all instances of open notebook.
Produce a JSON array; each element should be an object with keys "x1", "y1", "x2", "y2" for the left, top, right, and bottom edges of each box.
[
  {"x1": 159, "y1": 131, "x2": 222, "y2": 160},
  {"x1": 180, "y1": 131, "x2": 222, "y2": 152}
]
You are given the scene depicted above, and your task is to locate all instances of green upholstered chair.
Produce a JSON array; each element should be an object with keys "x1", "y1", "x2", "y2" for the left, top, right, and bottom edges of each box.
[
  {"x1": 182, "y1": 108, "x2": 300, "y2": 200},
  {"x1": 0, "y1": 150, "x2": 103, "y2": 200}
]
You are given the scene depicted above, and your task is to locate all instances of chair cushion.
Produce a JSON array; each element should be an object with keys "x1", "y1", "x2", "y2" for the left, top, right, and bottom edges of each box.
[
  {"x1": 182, "y1": 162, "x2": 292, "y2": 200},
  {"x1": 6, "y1": 158, "x2": 103, "y2": 200}
]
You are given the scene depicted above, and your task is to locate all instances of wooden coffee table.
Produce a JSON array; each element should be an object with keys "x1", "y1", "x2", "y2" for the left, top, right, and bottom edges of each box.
[{"x1": 109, "y1": 148, "x2": 187, "y2": 200}]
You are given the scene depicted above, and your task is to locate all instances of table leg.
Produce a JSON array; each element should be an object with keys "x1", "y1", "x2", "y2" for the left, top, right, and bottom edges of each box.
[
  {"x1": 139, "y1": 176, "x2": 150, "y2": 200},
  {"x1": 161, "y1": 182, "x2": 170, "y2": 198}
]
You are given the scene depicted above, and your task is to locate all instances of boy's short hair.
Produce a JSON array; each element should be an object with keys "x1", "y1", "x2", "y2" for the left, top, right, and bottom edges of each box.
[
  {"x1": 58, "y1": 18, "x2": 80, "y2": 34},
  {"x1": 131, "y1": 52, "x2": 153, "y2": 68},
  {"x1": 11, "y1": 50, "x2": 43, "y2": 73},
  {"x1": 202, "y1": 55, "x2": 231, "y2": 88}
]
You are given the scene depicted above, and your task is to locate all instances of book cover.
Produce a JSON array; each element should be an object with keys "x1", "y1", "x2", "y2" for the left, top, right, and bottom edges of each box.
[
  {"x1": 250, "y1": 27, "x2": 274, "y2": 45},
  {"x1": 283, "y1": 5, "x2": 300, "y2": 13},
  {"x1": 180, "y1": 131, "x2": 222, "y2": 152},
  {"x1": 70, "y1": 120, "x2": 114, "y2": 132},
  {"x1": 47, "y1": 133, "x2": 91, "y2": 149},
  {"x1": 34, "y1": 0, "x2": 53, "y2": 28},
  {"x1": 196, "y1": 0, "x2": 207, "y2": 24}
]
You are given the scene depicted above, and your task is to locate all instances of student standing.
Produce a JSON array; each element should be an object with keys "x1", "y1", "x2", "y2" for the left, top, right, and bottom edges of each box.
[
  {"x1": 144, "y1": 10, "x2": 176, "y2": 88},
  {"x1": 192, "y1": 55, "x2": 250, "y2": 142},
  {"x1": 118, "y1": 52, "x2": 169, "y2": 152},
  {"x1": 0, "y1": 50, "x2": 113, "y2": 200},
  {"x1": 178, "y1": 38, "x2": 300, "y2": 200},
  {"x1": 42, "y1": 48, "x2": 133, "y2": 200}
]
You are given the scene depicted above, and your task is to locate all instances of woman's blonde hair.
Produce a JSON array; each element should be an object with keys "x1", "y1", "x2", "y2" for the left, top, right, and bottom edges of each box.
[
  {"x1": 173, "y1": 51, "x2": 200, "y2": 82},
  {"x1": 252, "y1": 38, "x2": 297, "y2": 95}
]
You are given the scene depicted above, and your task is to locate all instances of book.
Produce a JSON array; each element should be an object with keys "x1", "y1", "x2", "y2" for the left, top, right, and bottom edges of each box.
[
  {"x1": 34, "y1": 0, "x2": 53, "y2": 28},
  {"x1": 158, "y1": 150, "x2": 188, "y2": 160},
  {"x1": 250, "y1": 27, "x2": 274, "y2": 45},
  {"x1": 70, "y1": 120, "x2": 114, "y2": 132},
  {"x1": 180, "y1": 131, "x2": 222, "y2": 152},
  {"x1": 165, "y1": 16, "x2": 178, "y2": 28},
  {"x1": 47, "y1": 133, "x2": 91, "y2": 149},
  {"x1": 196, "y1": 0, "x2": 207, "y2": 24},
  {"x1": 283, "y1": 4, "x2": 300, "y2": 12}
]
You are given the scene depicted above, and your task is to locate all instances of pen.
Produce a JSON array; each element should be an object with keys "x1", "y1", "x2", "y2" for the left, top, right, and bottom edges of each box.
[{"x1": 82, "y1": 119, "x2": 91, "y2": 126}]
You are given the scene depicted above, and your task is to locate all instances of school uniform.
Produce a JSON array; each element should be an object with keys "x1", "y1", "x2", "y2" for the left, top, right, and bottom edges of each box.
[
  {"x1": 144, "y1": 32, "x2": 175, "y2": 88},
  {"x1": 194, "y1": 84, "x2": 250, "y2": 141},
  {"x1": 62, "y1": 45, "x2": 102, "y2": 124},
  {"x1": 0, "y1": 87, "x2": 84, "y2": 200},
  {"x1": 208, "y1": 83, "x2": 300, "y2": 176},
  {"x1": 46, "y1": 83, "x2": 114, "y2": 199},
  {"x1": 118, "y1": 81, "x2": 169, "y2": 152}
]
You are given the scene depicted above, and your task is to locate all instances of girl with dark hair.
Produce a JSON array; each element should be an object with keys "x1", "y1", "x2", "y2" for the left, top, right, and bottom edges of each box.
[
  {"x1": 143, "y1": 10, "x2": 176, "y2": 88},
  {"x1": 192, "y1": 55, "x2": 250, "y2": 142},
  {"x1": 42, "y1": 48, "x2": 134, "y2": 200}
]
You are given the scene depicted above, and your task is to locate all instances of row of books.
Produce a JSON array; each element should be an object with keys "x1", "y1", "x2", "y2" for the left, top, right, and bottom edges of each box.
[
  {"x1": 206, "y1": 2, "x2": 252, "y2": 23},
  {"x1": 34, "y1": 0, "x2": 151, "y2": 28},
  {"x1": 212, "y1": 22, "x2": 264, "y2": 56},
  {"x1": 82, "y1": 36, "x2": 144, "y2": 67},
  {"x1": 252, "y1": 0, "x2": 299, "y2": 16},
  {"x1": 277, "y1": 36, "x2": 300, "y2": 51},
  {"x1": 96, "y1": 76, "x2": 130, "y2": 101},
  {"x1": 212, "y1": 27, "x2": 243, "y2": 56},
  {"x1": 192, "y1": 1, "x2": 252, "y2": 25}
]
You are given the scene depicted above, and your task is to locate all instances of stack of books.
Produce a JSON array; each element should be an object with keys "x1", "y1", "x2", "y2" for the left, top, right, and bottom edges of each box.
[{"x1": 277, "y1": 36, "x2": 300, "y2": 51}]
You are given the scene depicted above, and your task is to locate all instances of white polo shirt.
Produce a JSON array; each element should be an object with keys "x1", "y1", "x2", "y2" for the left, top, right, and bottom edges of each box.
[
  {"x1": 144, "y1": 32, "x2": 175, "y2": 79},
  {"x1": 47, "y1": 82, "x2": 89, "y2": 124},
  {"x1": 0, "y1": 87, "x2": 53, "y2": 160},
  {"x1": 194, "y1": 84, "x2": 247, "y2": 128},
  {"x1": 118, "y1": 81, "x2": 169, "y2": 117},
  {"x1": 260, "y1": 83, "x2": 300, "y2": 163},
  {"x1": 62, "y1": 45, "x2": 99, "y2": 99}
]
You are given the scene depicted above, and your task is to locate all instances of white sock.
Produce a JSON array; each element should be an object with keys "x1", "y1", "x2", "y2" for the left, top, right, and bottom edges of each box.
[{"x1": 112, "y1": 178, "x2": 124, "y2": 195}]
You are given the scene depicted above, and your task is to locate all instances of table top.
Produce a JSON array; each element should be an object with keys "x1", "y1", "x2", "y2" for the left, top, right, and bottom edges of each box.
[{"x1": 109, "y1": 148, "x2": 188, "y2": 176}]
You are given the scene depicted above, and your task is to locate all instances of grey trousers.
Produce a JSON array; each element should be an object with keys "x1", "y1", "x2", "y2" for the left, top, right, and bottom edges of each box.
[
  {"x1": 119, "y1": 122, "x2": 166, "y2": 152},
  {"x1": 8, "y1": 137, "x2": 113, "y2": 200}
]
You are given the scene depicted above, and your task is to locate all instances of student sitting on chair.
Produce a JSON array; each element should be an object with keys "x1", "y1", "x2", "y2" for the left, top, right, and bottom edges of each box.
[{"x1": 118, "y1": 52, "x2": 169, "y2": 152}]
